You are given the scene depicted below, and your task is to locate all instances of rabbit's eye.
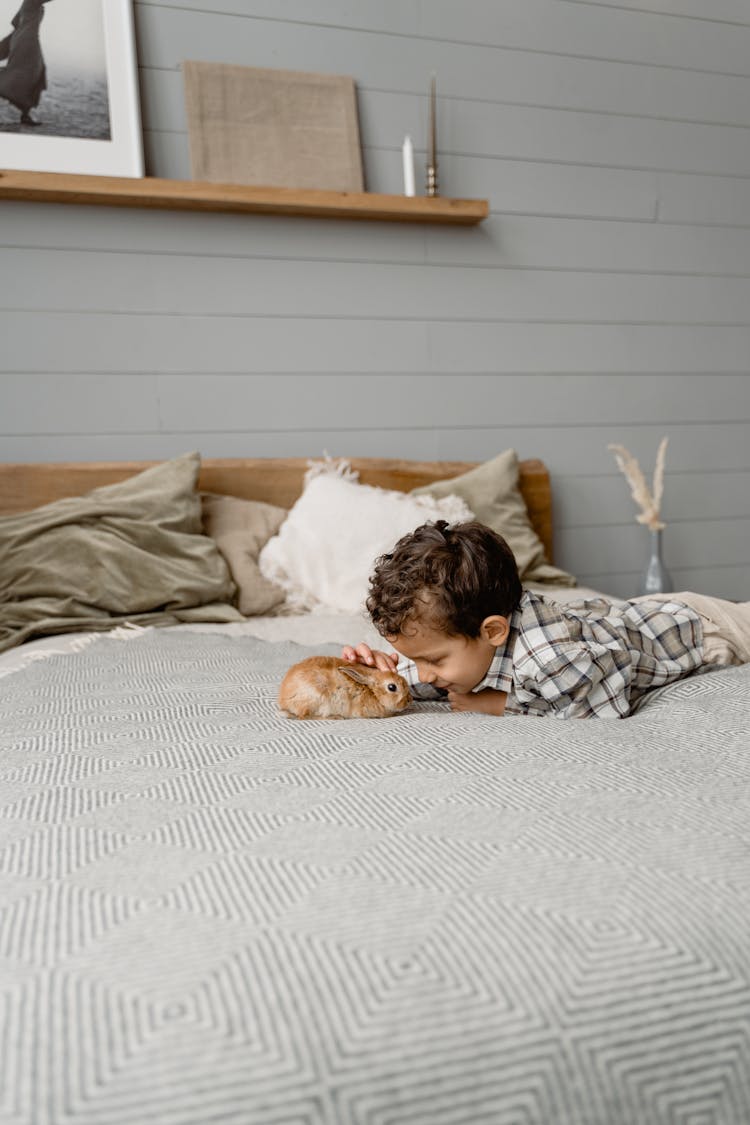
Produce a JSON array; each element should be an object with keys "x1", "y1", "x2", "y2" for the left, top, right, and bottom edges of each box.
[{"x1": 387, "y1": 682, "x2": 398, "y2": 692}]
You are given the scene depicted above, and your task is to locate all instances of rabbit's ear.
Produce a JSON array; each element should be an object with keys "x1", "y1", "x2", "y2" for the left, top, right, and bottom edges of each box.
[{"x1": 338, "y1": 665, "x2": 369, "y2": 685}]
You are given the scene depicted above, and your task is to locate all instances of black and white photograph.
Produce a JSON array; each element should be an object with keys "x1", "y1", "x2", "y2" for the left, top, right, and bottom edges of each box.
[
  {"x1": 0, "y1": 0, "x2": 142, "y2": 175},
  {"x1": 0, "y1": 0, "x2": 110, "y2": 138}
]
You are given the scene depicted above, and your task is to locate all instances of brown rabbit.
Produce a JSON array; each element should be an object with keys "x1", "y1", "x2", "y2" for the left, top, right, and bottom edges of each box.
[{"x1": 278, "y1": 655, "x2": 411, "y2": 720}]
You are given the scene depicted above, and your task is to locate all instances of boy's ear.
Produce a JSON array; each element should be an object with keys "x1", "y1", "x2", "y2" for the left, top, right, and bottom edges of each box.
[{"x1": 480, "y1": 615, "x2": 510, "y2": 646}]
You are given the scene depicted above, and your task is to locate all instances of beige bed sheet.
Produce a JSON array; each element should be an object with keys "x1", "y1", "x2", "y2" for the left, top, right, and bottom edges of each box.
[{"x1": 0, "y1": 584, "x2": 606, "y2": 680}]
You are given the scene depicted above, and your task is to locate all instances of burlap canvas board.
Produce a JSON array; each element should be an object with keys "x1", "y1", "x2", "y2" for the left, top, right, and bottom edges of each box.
[{"x1": 183, "y1": 61, "x2": 364, "y2": 191}]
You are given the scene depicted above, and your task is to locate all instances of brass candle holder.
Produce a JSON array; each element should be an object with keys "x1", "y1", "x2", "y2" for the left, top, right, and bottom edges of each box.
[{"x1": 426, "y1": 73, "x2": 438, "y2": 197}]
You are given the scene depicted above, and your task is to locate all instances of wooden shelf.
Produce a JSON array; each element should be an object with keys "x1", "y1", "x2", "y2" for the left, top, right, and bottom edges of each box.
[{"x1": 0, "y1": 169, "x2": 488, "y2": 225}]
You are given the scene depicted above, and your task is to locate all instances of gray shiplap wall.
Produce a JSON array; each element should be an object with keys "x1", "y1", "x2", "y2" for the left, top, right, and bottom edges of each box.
[{"x1": 1, "y1": 0, "x2": 749, "y2": 599}]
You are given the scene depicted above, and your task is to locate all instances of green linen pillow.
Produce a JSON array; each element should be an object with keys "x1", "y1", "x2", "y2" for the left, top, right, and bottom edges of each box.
[
  {"x1": 411, "y1": 449, "x2": 576, "y2": 586},
  {"x1": 0, "y1": 452, "x2": 242, "y2": 653}
]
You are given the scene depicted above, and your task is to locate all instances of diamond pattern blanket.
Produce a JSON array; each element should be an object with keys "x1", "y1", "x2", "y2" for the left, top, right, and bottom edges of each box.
[{"x1": 1, "y1": 628, "x2": 749, "y2": 1125}]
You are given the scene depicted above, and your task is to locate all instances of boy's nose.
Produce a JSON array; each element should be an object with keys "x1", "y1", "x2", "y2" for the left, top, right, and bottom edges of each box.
[{"x1": 417, "y1": 664, "x2": 436, "y2": 683}]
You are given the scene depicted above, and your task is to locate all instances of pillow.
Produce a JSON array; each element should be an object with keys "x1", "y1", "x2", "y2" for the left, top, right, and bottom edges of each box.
[
  {"x1": 258, "y1": 460, "x2": 474, "y2": 615},
  {"x1": 0, "y1": 452, "x2": 242, "y2": 654},
  {"x1": 201, "y1": 492, "x2": 287, "y2": 616},
  {"x1": 411, "y1": 449, "x2": 576, "y2": 586}
]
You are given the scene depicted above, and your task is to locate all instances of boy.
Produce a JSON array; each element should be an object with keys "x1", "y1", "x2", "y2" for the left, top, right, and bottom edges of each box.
[{"x1": 342, "y1": 521, "x2": 750, "y2": 719}]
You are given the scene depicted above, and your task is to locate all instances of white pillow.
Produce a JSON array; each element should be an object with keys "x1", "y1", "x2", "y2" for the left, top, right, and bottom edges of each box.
[{"x1": 258, "y1": 461, "x2": 474, "y2": 615}]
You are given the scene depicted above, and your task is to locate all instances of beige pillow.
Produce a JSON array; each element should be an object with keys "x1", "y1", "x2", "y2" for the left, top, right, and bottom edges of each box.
[
  {"x1": 201, "y1": 493, "x2": 288, "y2": 615},
  {"x1": 411, "y1": 449, "x2": 576, "y2": 586}
]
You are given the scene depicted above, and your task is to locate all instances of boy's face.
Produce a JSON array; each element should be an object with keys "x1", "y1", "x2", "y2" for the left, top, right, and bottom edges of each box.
[{"x1": 388, "y1": 616, "x2": 507, "y2": 695}]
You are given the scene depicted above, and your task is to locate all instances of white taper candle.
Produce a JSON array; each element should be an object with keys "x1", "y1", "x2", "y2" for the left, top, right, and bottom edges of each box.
[{"x1": 402, "y1": 135, "x2": 416, "y2": 196}]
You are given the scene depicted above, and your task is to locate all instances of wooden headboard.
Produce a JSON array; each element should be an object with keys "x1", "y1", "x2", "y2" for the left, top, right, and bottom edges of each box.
[{"x1": 0, "y1": 456, "x2": 554, "y2": 563}]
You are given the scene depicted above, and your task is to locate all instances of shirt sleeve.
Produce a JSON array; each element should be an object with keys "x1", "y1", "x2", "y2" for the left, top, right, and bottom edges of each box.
[
  {"x1": 396, "y1": 656, "x2": 447, "y2": 701},
  {"x1": 514, "y1": 641, "x2": 633, "y2": 719}
]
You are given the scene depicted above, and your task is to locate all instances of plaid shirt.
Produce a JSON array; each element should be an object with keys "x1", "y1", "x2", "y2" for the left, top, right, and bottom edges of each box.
[{"x1": 397, "y1": 590, "x2": 705, "y2": 719}]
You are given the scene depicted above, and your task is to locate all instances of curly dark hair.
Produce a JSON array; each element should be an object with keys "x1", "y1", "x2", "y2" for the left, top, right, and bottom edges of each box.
[{"x1": 366, "y1": 520, "x2": 522, "y2": 639}]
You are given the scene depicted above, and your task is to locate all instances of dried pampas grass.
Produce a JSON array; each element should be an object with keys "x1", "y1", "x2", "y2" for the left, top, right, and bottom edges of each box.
[{"x1": 608, "y1": 436, "x2": 669, "y2": 532}]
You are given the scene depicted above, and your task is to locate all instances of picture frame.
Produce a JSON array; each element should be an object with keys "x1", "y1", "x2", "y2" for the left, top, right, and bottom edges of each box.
[{"x1": 0, "y1": 0, "x2": 143, "y2": 177}]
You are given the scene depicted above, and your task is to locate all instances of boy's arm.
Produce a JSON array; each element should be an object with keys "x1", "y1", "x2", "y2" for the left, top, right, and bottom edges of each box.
[
  {"x1": 448, "y1": 688, "x2": 508, "y2": 715},
  {"x1": 340, "y1": 643, "x2": 400, "y2": 673},
  {"x1": 515, "y1": 642, "x2": 632, "y2": 719}
]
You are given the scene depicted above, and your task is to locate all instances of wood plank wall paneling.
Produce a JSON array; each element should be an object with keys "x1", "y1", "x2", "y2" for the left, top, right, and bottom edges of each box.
[{"x1": 1, "y1": 0, "x2": 748, "y2": 599}]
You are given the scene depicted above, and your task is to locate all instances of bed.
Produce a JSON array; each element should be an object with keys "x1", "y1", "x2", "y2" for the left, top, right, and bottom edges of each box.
[{"x1": 1, "y1": 455, "x2": 749, "y2": 1125}]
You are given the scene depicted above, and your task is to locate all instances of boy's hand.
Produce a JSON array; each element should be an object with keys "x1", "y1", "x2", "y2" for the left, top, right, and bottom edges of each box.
[
  {"x1": 341, "y1": 643, "x2": 399, "y2": 673},
  {"x1": 447, "y1": 688, "x2": 507, "y2": 716}
]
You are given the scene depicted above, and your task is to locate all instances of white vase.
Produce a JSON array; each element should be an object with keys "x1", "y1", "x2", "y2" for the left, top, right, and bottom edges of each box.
[{"x1": 641, "y1": 528, "x2": 673, "y2": 595}]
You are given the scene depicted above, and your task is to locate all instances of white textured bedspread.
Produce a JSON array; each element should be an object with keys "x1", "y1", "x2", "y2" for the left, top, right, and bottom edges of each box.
[{"x1": 1, "y1": 627, "x2": 749, "y2": 1125}]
